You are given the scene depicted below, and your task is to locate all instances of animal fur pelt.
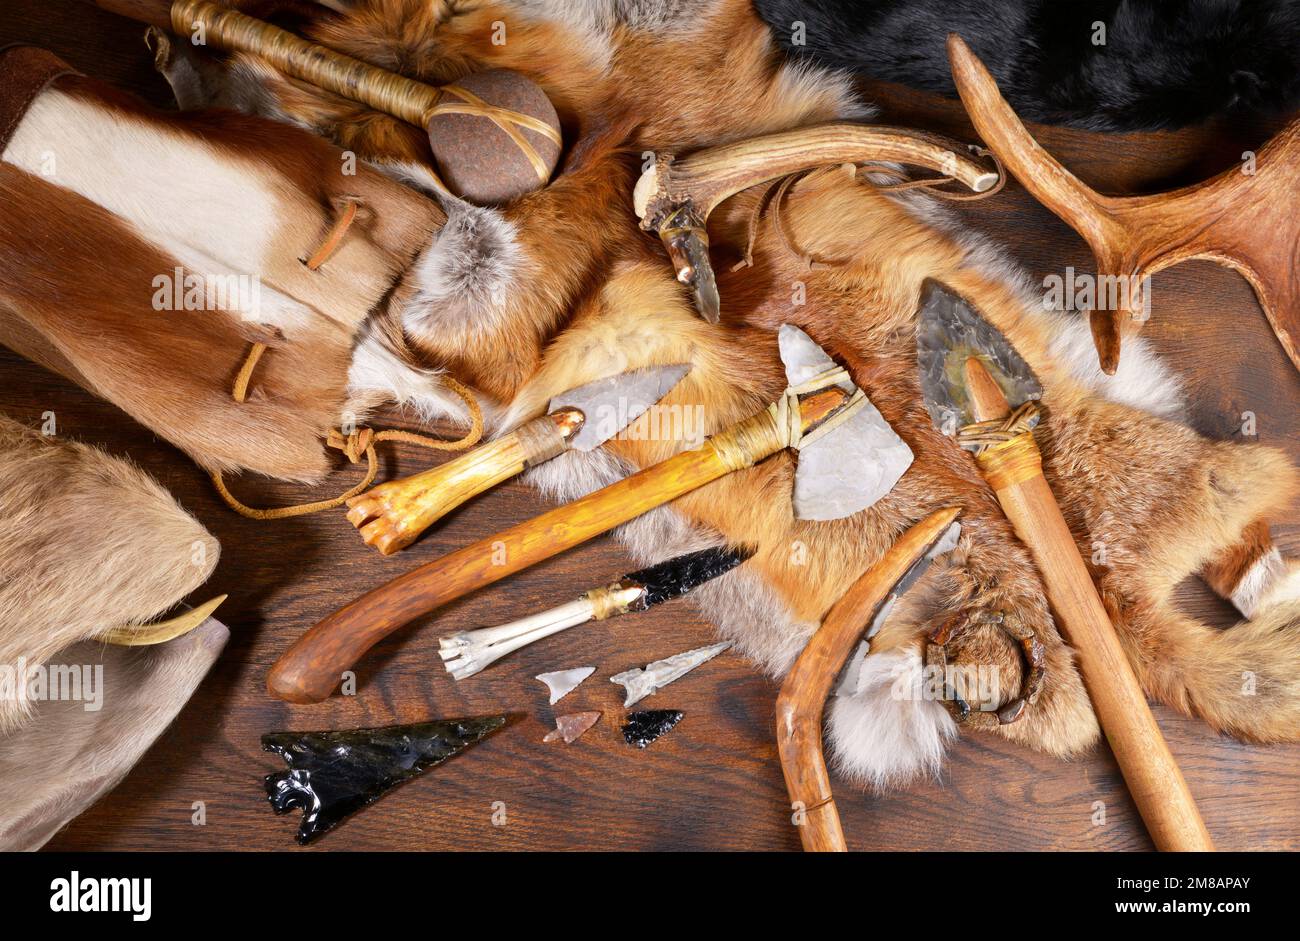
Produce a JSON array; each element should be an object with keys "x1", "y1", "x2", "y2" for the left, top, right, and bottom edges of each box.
[
  {"x1": 0, "y1": 620, "x2": 229, "y2": 851},
  {"x1": 0, "y1": 414, "x2": 227, "y2": 849},
  {"x1": 0, "y1": 414, "x2": 220, "y2": 732},
  {"x1": 754, "y1": 0, "x2": 1300, "y2": 132},
  {"x1": 21, "y1": 0, "x2": 1300, "y2": 787}
]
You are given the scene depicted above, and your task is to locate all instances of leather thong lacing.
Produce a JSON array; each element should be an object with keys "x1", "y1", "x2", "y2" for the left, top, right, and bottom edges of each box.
[
  {"x1": 733, "y1": 145, "x2": 1007, "y2": 273},
  {"x1": 421, "y1": 82, "x2": 562, "y2": 198},
  {"x1": 212, "y1": 198, "x2": 484, "y2": 520}
]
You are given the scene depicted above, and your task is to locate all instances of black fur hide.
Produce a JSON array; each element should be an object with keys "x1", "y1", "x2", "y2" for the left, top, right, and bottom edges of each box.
[{"x1": 754, "y1": 0, "x2": 1300, "y2": 131}]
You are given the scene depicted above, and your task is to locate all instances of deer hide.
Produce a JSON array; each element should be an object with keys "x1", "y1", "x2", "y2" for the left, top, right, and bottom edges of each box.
[
  {"x1": 24, "y1": 1, "x2": 1300, "y2": 786},
  {"x1": 0, "y1": 46, "x2": 454, "y2": 482},
  {"x1": 0, "y1": 414, "x2": 227, "y2": 849}
]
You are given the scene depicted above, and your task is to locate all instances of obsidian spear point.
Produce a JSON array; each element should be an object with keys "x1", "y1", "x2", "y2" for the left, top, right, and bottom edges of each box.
[{"x1": 262, "y1": 715, "x2": 507, "y2": 844}]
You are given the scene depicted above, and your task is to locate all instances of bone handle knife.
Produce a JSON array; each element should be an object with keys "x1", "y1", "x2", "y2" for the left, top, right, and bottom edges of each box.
[
  {"x1": 964, "y1": 358, "x2": 1214, "y2": 852},
  {"x1": 267, "y1": 386, "x2": 849, "y2": 703},
  {"x1": 345, "y1": 409, "x2": 584, "y2": 555}
]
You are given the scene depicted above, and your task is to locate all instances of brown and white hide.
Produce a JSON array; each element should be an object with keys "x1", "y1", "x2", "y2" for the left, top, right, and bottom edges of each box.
[
  {"x1": 43, "y1": 1, "x2": 1300, "y2": 785},
  {"x1": 0, "y1": 414, "x2": 227, "y2": 849},
  {"x1": 0, "y1": 45, "x2": 452, "y2": 482}
]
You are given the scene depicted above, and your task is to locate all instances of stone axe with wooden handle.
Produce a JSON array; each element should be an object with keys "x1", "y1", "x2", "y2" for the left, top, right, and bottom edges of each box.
[
  {"x1": 345, "y1": 364, "x2": 690, "y2": 555},
  {"x1": 916, "y1": 280, "x2": 1214, "y2": 852},
  {"x1": 267, "y1": 326, "x2": 915, "y2": 703},
  {"x1": 92, "y1": 0, "x2": 561, "y2": 204}
]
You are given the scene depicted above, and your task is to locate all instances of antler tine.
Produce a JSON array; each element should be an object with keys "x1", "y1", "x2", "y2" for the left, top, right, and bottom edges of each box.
[{"x1": 947, "y1": 33, "x2": 1138, "y2": 374}]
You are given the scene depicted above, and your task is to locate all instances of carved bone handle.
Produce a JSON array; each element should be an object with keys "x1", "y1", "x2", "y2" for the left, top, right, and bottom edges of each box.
[{"x1": 345, "y1": 409, "x2": 584, "y2": 556}]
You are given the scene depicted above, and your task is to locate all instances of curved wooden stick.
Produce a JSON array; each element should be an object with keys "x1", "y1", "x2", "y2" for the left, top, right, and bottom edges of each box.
[
  {"x1": 948, "y1": 32, "x2": 1300, "y2": 376},
  {"x1": 776, "y1": 506, "x2": 961, "y2": 852}
]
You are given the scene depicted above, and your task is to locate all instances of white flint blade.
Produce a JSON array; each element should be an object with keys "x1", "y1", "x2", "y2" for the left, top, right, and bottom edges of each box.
[
  {"x1": 777, "y1": 325, "x2": 913, "y2": 521},
  {"x1": 549, "y1": 364, "x2": 690, "y2": 452},
  {"x1": 536, "y1": 666, "x2": 595, "y2": 704},
  {"x1": 610, "y1": 641, "x2": 731, "y2": 707}
]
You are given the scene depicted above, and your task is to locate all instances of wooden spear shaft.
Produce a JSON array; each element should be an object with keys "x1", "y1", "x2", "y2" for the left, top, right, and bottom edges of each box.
[{"x1": 963, "y1": 357, "x2": 1213, "y2": 852}]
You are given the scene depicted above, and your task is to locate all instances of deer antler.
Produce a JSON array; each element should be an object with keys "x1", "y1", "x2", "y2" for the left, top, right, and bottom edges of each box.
[
  {"x1": 634, "y1": 123, "x2": 1001, "y2": 322},
  {"x1": 948, "y1": 33, "x2": 1300, "y2": 376}
]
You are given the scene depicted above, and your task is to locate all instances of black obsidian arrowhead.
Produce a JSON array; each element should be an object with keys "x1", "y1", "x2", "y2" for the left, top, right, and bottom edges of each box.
[
  {"x1": 621, "y1": 710, "x2": 683, "y2": 748},
  {"x1": 262, "y1": 715, "x2": 507, "y2": 844}
]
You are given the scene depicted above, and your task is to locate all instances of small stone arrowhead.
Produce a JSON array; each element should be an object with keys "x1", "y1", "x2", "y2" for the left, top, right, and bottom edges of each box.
[
  {"x1": 543, "y1": 711, "x2": 601, "y2": 744},
  {"x1": 621, "y1": 710, "x2": 683, "y2": 748},
  {"x1": 535, "y1": 666, "x2": 595, "y2": 704}
]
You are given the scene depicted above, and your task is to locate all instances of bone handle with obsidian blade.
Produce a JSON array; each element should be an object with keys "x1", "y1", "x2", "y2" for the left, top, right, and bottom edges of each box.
[
  {"x1": 268, "y1": 387, "x2": 850, "y2": 703},
  {"x1": 776, "y1": 507, "x2": 961, "y2": 853},
  {"x1": 963, "y1": 358, "x2": 1213, "y2": 852},
  {"x1": 345, "y1": 409, "x2": 584, "y2": 556}
]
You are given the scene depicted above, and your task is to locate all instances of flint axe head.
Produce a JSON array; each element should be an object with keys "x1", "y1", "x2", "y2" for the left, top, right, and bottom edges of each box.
[
  {"x1": 915, "y1": 281, "x2": 1042, "y2": 436},
  {"x1": 549, "y1": 363, "x2": 691, "y2": 451},
  {"x1": 779, "y1": 325, "x2": 913, "y2": 520}
]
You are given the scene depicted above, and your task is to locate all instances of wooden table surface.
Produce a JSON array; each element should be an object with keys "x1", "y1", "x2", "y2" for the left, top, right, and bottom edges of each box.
[{"x1": 5, "y1": 2, "x2": 1297, "y2": 852}]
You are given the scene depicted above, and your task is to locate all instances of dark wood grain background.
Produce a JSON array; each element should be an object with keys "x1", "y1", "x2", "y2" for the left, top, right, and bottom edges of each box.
[{"x1": 4, "y1": 1, "x2": 1297, "y2": 851}]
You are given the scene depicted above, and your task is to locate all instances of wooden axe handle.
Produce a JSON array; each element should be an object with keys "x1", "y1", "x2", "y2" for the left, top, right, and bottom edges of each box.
[
  {"x1": 965, "y1": 359, "x2": 1213, "y2": 852},
  {"x1": 267, "y1": 388, "x2": 847, "y2": 703}
]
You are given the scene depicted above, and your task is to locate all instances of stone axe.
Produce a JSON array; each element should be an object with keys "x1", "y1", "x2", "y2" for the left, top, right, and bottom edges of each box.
[
  {"x1": 268, "y1": 325, "x2": 915, "y2": 703},
  {"x1": 916, "y1": 280, "x2": 1214, "y2": 852},
  {"x1": 345, "y1": 364, "x2": 690, "y2": 555}
]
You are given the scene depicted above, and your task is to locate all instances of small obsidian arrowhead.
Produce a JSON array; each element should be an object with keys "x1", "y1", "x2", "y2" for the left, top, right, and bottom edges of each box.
[
  {"x1": 262, "y1": 715, "x2": 507, "y2": 844},
  {"x1": 621, "y1": 710, "x2": 683, "y2": 748}
]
